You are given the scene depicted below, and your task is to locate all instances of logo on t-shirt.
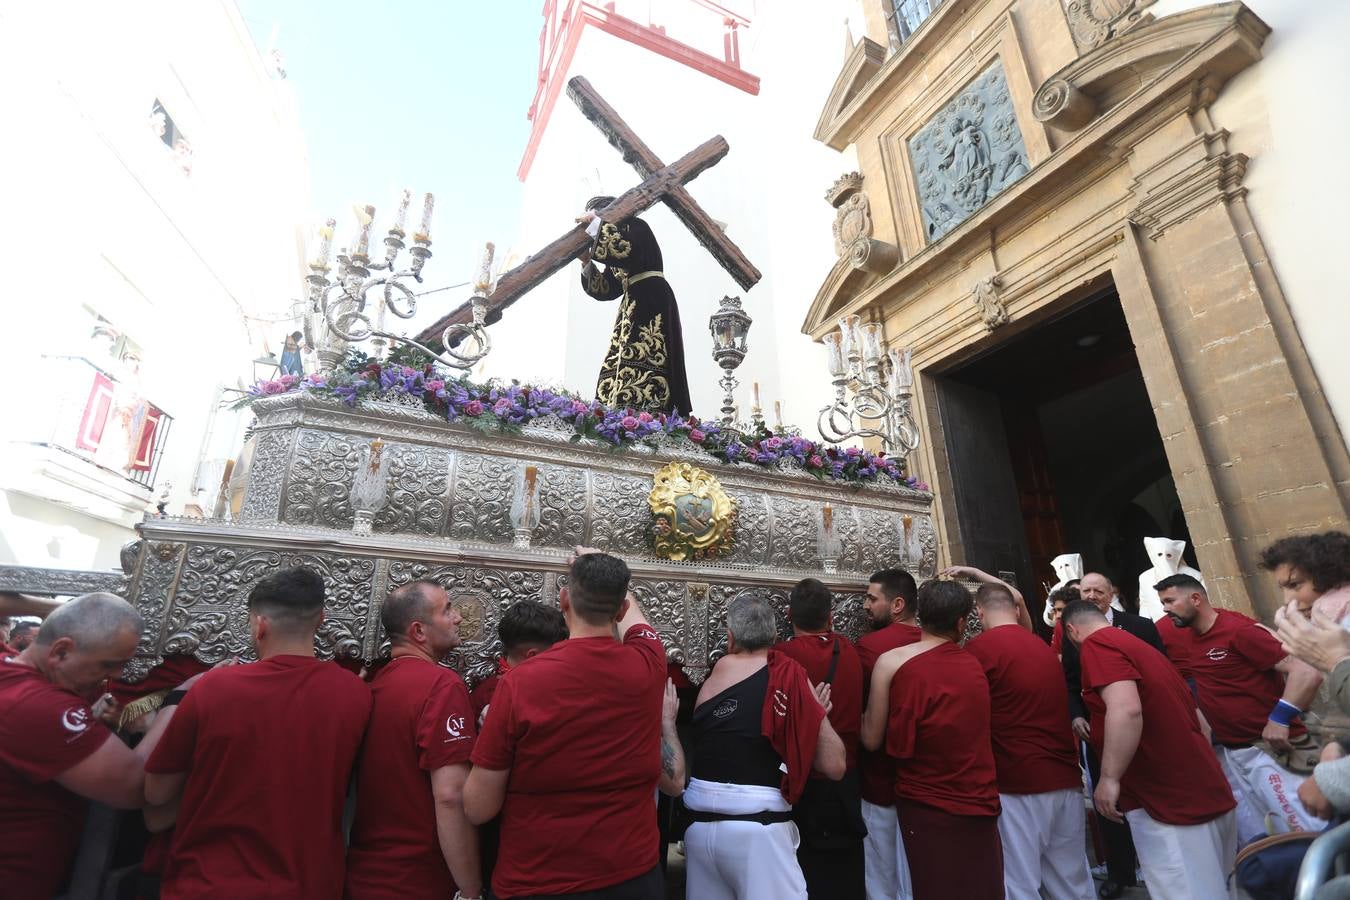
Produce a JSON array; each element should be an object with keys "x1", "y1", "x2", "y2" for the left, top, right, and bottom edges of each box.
[
  {"x1": 62, "y1": 706, "x2": 91, "y2": 734},
  {"x1": 1205, "y1": 647, "x2": 1229, "y2": 662},
  {"x1": 712, "y1": 698, "x2": 739, "y2": 719},
  {"x1": 445, "y1": 714, "x2": 470, "y2": 742},
  {"x1": 632, "y1": 627, "x2": 659, "y2": 642},
  {"x1": 772, "y1": 689, "x2": 789, "y2": 718}
]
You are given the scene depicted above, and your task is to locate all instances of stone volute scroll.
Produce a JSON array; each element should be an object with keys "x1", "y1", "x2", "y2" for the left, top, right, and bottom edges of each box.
[
  {"x1": 827, "y1": 172, "x2": 898, "y2": 276},
  {"x1": 972, "y1": 275, "x2": 1009, "y2": 331}
]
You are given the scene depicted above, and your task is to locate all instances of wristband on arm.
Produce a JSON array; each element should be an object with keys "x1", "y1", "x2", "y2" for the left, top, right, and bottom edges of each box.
[
  {"x1": 1268, "y1": 699, "x2": 1302, "y2": 727},
  {"x1": 160, "y1": 689, "x2": 188, "y2": 709}
]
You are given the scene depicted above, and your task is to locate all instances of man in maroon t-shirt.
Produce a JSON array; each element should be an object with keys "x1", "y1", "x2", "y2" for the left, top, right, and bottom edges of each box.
[
  {"x1": 854, "y1": 567, "x2": 918, "y2": 900},
  {"x1": 965, "y1": 582, "x2": 1094, "y2": 900},
  {"x1": 774, "y1": 577, "x2": 866, "y2": 899},
  {"x1": 1063, "y1": 599, "x2": 1237, "y2": 900},
  {"x1": 862, "y1": 580, "x2": 1002, "y2": 900},
  {"x1": 470, "y1": 599, "x2": 568, "y2": 726},
  {"x1": 464, "y1": 550, "x2": 667, "y2": 899},
  {"x1": 0, "y1": 592, "x2": 198, "y2": 899},
  {"x1": 145, "y1": 566, "x2": 372, "y2": 898},
  {"x1": 346, "y1": 579, "x2": 483, "y2": 900},
  {"x1": 1157, "y1": 572, "x2": 1324, "y2": 843}
]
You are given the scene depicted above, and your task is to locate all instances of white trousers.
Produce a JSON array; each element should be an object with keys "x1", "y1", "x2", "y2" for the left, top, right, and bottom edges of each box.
[
  {"x1": 1125, "y1": 807, "x2": 1237, "y2": 900},
  {"x1": 1217, "y1": 744, "x2": 1324, "y2": 845},
  {"x1": 683, "y1": 778, "x2": 806, "y2": 900},
  {"x1": 998, "y1": 789, "x2": 1095, "y2": 900},
  {"x1": 861, "y1": 799, "x2": 912, "y2": 900}
]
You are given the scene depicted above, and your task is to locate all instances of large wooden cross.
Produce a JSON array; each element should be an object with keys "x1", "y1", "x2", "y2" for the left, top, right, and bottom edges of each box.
[{"x1": 416, "y1": 76, "x2": 761, "y2": 346}]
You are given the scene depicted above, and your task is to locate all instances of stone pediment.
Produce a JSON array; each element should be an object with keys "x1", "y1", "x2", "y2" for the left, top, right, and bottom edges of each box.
[
  {"x1": 814, "y1": 37, "x2": 887, "y2": 150},
  {"x1": 802, "y1": 255, "x2": 880, "y2": 338},
  {"x1": 1034, "y1": 1, "x2": 1270, "y2": 131}
]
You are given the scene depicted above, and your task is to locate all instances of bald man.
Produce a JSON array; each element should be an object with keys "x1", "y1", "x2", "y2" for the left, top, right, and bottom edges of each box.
[
  {"x1": 0, "y1": 593, "x2": 200, "y2": 898},
  {"x1": 1060, "y1": 573, "x2": 1164, "y2": 897}
]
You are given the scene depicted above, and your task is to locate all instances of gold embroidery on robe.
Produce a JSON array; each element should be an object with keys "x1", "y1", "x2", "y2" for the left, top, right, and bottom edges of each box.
[
  {"x1": 587, "y1": 267, "x2": 610, "y2": 294},
  {"x1": 592, "y1": 223, "x2": 632, "y2": 261},
  {"x1": 597, "y1": 296, "x2": 670, "y2": 409}
]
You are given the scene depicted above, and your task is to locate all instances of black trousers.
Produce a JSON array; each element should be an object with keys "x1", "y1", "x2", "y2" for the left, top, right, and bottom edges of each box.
[
  {"x1": 1084, "y1": 744, "x2": 1137, "y2": 885},
  {"x1": 507, "y1": 864, "x2": 664, "y2": 900},
  {"x1": 793, "y1": 770, "x2": 867, "y2": 900}
]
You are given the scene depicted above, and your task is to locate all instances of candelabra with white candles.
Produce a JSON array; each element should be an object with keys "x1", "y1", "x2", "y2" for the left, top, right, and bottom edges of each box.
[
  {"x1": 303, "y1": 191, "x2": 495, "y2": 372},
  {"x1": 817, "y1": 314, "x2": 920, "y2": 465}
]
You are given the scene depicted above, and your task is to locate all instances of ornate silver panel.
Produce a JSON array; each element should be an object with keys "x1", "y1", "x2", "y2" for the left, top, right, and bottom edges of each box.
[
  {"x1": 589, "y1": 472, "x2": 652, "y2": 552},
  {"x1": 725, "y1": 491, "x2": 770, "y2": 565},
  {"x1": 372, "y1": 443, "x2": 451, "y2": 535},
  {"x1": 0, "y1": 564, "x2": 128, "y2": 597},
  {"x1": 446, "y1": 455, "x2": 514, "y2": 543},
  {"x1": 240, "y1": 430, "x2": 291, "y2": 523},
  {"x1": 909, "y1": 59, "x2": 1030, "y2": 243},
  {"x1": 768, "y1": 496, "x2": 819, "y2": 569},
  {"x1": 532, "y1": 464, "x2": 589, "y2": 550},
  {"x1": 284, "y1": 429, "x2": 361, "y2": 528}
]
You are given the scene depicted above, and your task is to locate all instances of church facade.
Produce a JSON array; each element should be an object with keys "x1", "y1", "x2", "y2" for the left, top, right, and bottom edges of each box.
[{"x1": 807, "y1": 0, "x2": 1350, "y2": 618}]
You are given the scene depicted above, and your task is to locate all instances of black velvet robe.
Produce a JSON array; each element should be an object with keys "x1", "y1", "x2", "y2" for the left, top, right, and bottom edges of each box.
[{"x1": 580, "y1": 215, "x2": 692, "y2": 416}]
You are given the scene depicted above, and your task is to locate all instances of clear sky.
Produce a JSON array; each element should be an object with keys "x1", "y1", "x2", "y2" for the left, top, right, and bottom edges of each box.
[{"x1": 236, "y1": 0, "x2": 543, "y2": 328}]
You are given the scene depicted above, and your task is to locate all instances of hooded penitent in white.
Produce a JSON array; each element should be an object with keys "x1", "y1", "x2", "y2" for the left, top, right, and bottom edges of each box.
[{"x1": 1137, "y1": 537, "x2": 1204, "y2": 621}]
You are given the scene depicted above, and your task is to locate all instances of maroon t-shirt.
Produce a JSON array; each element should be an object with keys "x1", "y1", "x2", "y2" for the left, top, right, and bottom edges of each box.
[
  {"x1": 0, "y1": 659, "x2": 112, "y2": 899},
  {"x1": 1079, "y1": 627, "x2": 1235, "y2": 825},
  {"x1": 887, "y1": 642, "x2": 1000, "y2": 816},
  {"x1": 471, "y1": 627, "x2": 666, "y2": 898},
  {"x1": 1161, "y1": 611, "x2": 1301, "y2": 745},
  {"x1": 146, "y1": 655, "x2": 372, "y2": 898},
  {"x1": 346, "y1": 656, "x2": 477, "y2": 899},
  {"x1": 773, "y1": 632, "x2": 863, "y2": 771},
  {"x1": 855, "y1": 621, "x2": 922, "y2": 805},
  {"x1": 965, "y1": 625, "x2": 1081, "y2": 795}
]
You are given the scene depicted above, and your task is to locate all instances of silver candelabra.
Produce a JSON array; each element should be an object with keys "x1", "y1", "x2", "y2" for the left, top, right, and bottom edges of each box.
[
  {"x1": 817, "y1": 314, "x2": 920, "y2": 464},
  {"x1": 709, "y1": 295, "x2": 752, "y2": 427},
  {"x1": 304, "y1": 191, "x2": 494, "y2": 372}
]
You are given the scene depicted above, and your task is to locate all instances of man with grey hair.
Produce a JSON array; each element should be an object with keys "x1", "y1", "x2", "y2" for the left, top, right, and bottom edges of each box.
[
  {"x1": 0, "y1": 592, "x2": 201, "y2": 898},
  {"x1": 683, "y1": 596, "x2": 846, "y2": 900}
]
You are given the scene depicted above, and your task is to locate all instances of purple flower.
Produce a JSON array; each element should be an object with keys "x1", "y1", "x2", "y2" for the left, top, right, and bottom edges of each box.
[
  {"x1": 725, "y1": 442, "x2": 743, "y2": 461},
  {"x1": 845, "y1": 446, "x2": 862, "y2": 458},
  {"x1": 689, "y1": 428, "x2": 706, "y2": 443},
  {"x1": 426, "y1": 379, "x2": 445, "y2": 393},
  {"x1": 402, "y1": 366, "x2": 415, "y2": 376},
  {"x1": 571, "y1": 400, "x2": 589, "y2": 416},
  {"x1": 493, "y1": 398, "x2": 512, "y2": 416},
  {"x1": 465, "y1": 399, "x2": 484, "y2": 416}
]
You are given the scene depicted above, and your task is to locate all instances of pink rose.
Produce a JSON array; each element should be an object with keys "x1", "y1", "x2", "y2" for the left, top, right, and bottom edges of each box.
[
  {"x1": 638, "y1": 412, "x2": 653, "y2": 424},
  {"x1": 572, "y1": 400, "x2": 589, "y2": 415},
  {"x1": 765, "y1": 436, "x2": 783, "y2": 451},
  {"x1": 402, "y1": 366, "x2": 415, "y2": 376},
  {"x1": 279, "y1": 374, "x2": 299, "y2": 387},
  {"x1": 426, "y1": 379, "x2": 445, "y2": 392},
  {"x1": 808, "y1": 455, "x2": 824, "y2": 467},
  {"x1": 306, "y1": 375, "x2": 326, "y2": 387},
  {"x1": 688, "y1": 428, "x2": 706, "y2": 443},
  {"x1": 845, "y1": 446, "x2": 862, "y2": 457},
  {"x1": 261, "y1": 380, "x2": 288, "y2": 395},
  {"x1": 465, "y1": 400, "x2": 484, "y2": 416},
  {"x1": 621, "y1": 415, "x2": 639, "y2": 430},
  {"x1": 493, "y1": 398, "x2": 512, "y2": 415}
]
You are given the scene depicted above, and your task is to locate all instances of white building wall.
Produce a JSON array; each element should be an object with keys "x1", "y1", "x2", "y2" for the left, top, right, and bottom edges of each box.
[
  {"x1": 0, "y1": 0, "x2": 311, "y2": 571},
  {"x1": 1146, "y1": 0, "x2": 1350, "y2": 442}
]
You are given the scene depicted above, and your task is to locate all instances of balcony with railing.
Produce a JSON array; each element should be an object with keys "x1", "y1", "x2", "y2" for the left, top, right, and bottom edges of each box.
[{"x1": 3, "y1": 356, "x2": 174, "y2": 524}]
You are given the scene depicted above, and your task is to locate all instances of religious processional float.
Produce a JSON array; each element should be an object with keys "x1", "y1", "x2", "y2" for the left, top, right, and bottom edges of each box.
[{"x1": 0, "y1": 79, "x2": 935, "y2": 687}]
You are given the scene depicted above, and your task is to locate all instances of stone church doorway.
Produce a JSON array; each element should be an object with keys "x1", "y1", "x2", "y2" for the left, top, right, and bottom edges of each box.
[{"x1": 933, "y1": 287, "x2": 1195, "y2": 622}]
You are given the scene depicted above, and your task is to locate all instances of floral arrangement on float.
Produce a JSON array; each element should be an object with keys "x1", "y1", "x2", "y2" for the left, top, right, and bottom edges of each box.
[{"x1": 236, "y1": 348, "x2": 929, "y2": 491}]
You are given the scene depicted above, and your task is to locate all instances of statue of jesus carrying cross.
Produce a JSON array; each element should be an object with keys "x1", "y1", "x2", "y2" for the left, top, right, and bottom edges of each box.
[
  {"x1": 415, "y1": 77, "x2": 760, "y2": 416},
  {"x1": 576, "y1": 195, "x2": 691, "y2": 416}
]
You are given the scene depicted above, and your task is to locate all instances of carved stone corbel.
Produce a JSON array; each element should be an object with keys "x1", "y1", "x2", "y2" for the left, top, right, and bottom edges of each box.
[
  {"x1": 972, "y1": 276, "x2": 1009, "y2": 330},
  {"x1": 1063, "y1": 0, "x2": 1156, "y2": 54},
  {"x1": 827, "y1": 171, "x2": 899, "y2": 274}
]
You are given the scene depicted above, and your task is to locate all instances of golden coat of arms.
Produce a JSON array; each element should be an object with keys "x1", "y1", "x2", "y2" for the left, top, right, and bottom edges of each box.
[{"x1": 648, "y1": 462, "x2": 736, "y2": 561}]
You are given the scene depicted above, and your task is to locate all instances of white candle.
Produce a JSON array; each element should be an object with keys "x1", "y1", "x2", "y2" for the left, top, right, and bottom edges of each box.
[
  {"x1": 313, "y1": 218, "x2": 335, "y2": 269},
  {"x1": 414, "y1": 192, "x2": 435, "y2": 242},
  {"x1": 774, "y1": 400, "x2": 783, "y2": 428},
  {"x1": 391, "y1": 188, "x2": 411, "y2": 234},
  {"x1": 475, "y1": 242, "x2": 496, "y2": 292},
  {"x1": 752, "y1": 381, "x2": 761, "y2": 409},
  {"x1": 352, "y1": 204, "x2": 375, "y2": 258}
]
